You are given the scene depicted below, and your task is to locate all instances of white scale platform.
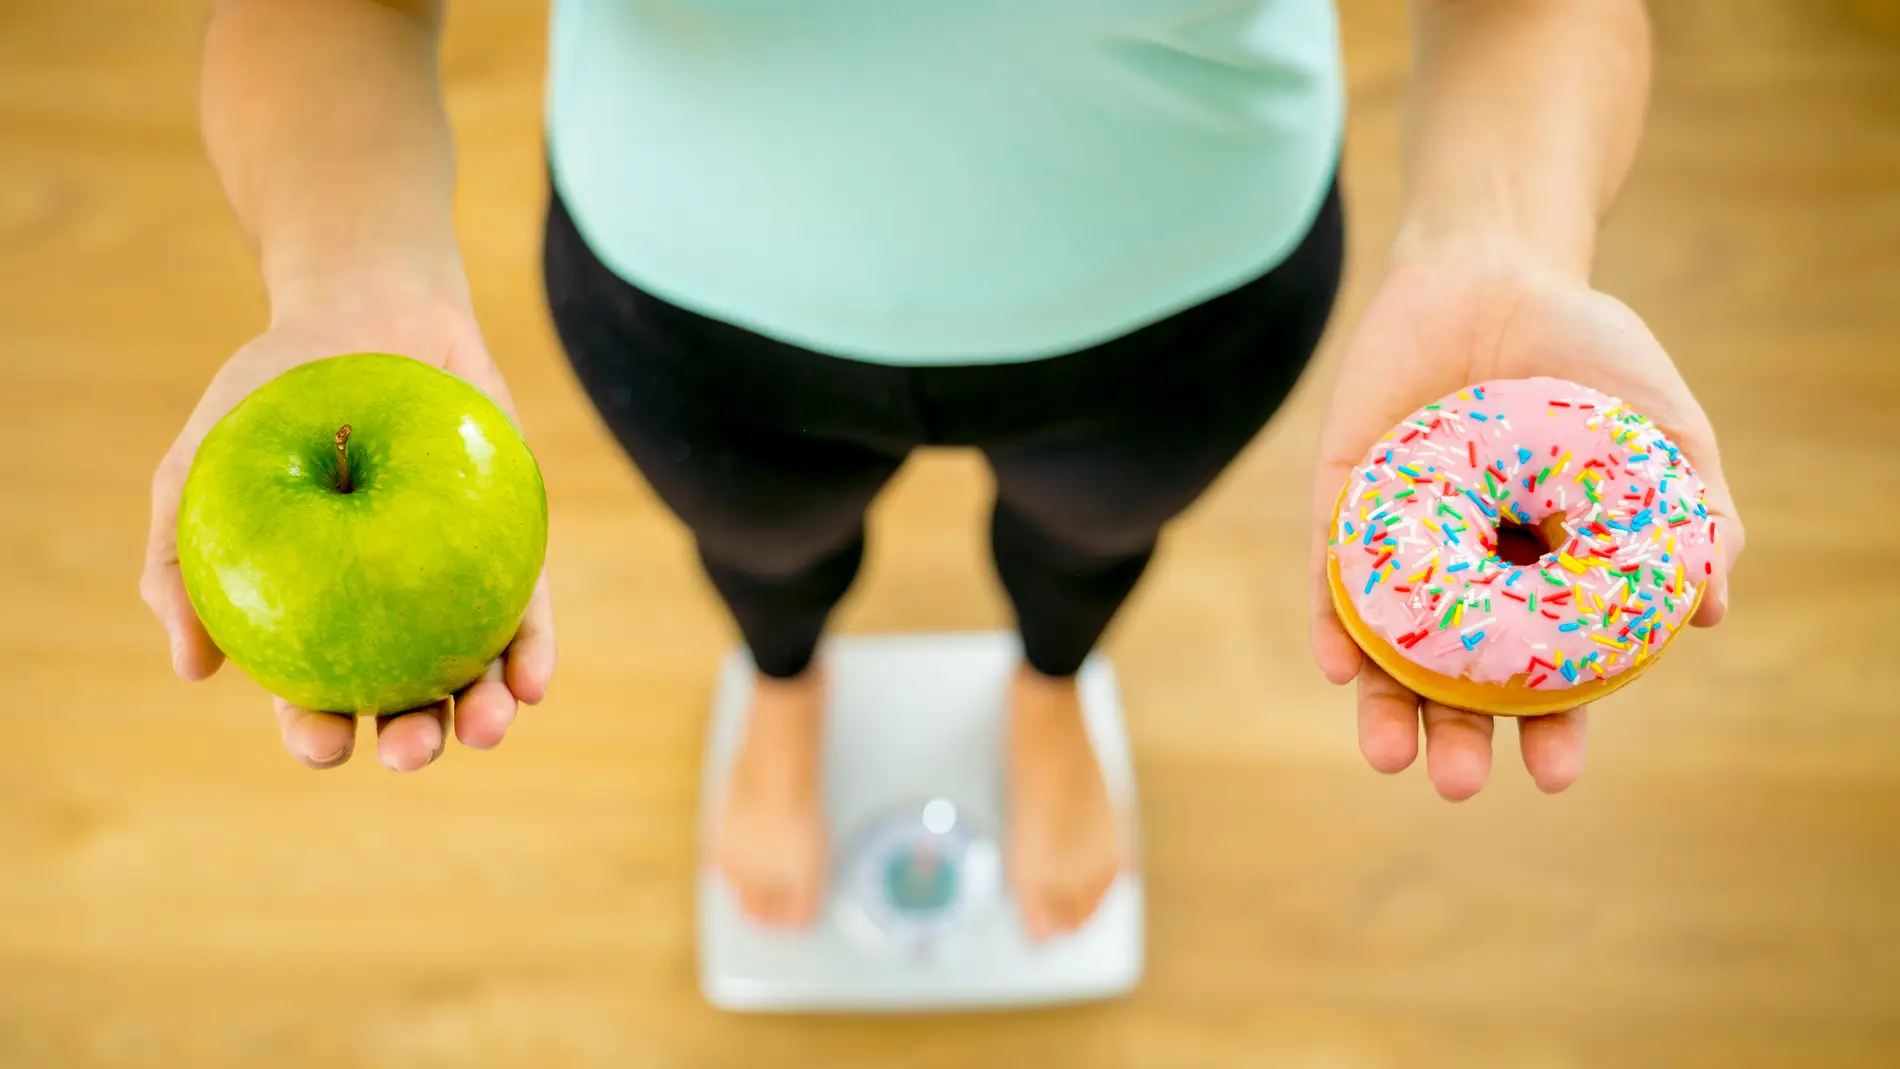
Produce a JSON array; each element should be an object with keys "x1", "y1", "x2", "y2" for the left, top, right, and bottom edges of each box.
[{"x1": 696, "y1": 631, "x2": 1145, "y2": 1013}]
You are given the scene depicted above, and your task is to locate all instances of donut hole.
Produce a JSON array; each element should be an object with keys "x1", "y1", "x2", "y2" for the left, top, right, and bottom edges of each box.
[{"x1": 1494, "y1": 518, "x2": 1555, "y2": 567}]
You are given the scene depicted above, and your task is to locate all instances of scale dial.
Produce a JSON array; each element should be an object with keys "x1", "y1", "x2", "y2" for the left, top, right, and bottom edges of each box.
[{"x1": 835, "y1": 798, "x2": 1001, "y2": 956}]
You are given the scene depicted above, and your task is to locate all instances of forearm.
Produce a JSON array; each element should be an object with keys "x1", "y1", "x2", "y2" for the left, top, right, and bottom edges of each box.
[
  {"x1": 1393, "y1": 0, "x2": 1651, "y2": 280},
  {"x1": 202, "y1": 0, "x2": 465, "y2": 320}
]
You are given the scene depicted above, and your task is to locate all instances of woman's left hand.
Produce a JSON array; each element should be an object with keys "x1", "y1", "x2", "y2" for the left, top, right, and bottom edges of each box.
[{"x1": 1307, "y1": 251, "x2": 1745, "y2": 800}]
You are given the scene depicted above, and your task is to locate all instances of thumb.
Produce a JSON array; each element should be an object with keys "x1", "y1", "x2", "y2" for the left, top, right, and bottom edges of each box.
[
  {"x1": 1623, "y1": 365, "x2": 1743, "y2": 628},
  {"x1": 1675, "y1": 427, "x2": 1744, "y2": 628},
  {"x1": 439, "y1": 324, "x2": 522, "y2": 424},
  {"x1": 141, "y1": 457, "x2": 225, "y2": 680},
  {"x1": 1309, "y1": 446, "x2": 1365, "y2": 686},
  {"x1": 504, "y1": 569, "x2": 557, "y2": 705}
]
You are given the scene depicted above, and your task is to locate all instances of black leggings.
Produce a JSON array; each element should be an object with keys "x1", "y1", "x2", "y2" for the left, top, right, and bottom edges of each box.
[{"x1": 543, "y1": 181, "x2": 1344, "y2": 679}]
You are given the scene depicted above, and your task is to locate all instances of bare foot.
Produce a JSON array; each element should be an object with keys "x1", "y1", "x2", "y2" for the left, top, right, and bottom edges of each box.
[
  {"x1": 712, "y1": 668, "x2": 828, "y2": 927},
  {"x1": 1007, "y1": 664, "x2": 1125, "y2": 940}
]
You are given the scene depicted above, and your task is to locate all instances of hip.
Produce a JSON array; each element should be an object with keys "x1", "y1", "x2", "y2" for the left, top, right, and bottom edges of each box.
[{"x1": 541, "y1": 172, "x2": 1346, "y2": 450}]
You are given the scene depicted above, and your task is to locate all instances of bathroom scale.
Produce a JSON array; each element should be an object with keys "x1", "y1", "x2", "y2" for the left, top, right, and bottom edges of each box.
[{"x1": 695, "y1": 631, "x2": 1145, "y2": 1013}]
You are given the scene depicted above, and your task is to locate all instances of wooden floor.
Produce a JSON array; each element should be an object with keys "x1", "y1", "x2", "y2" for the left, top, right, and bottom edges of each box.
[{"x1": 4, "y1": 2, "x2": 1900, "y2": 1066}]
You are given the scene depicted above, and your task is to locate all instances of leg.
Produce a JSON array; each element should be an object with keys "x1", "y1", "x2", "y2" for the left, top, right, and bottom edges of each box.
[
  {"x1": 986, "y1": 401, "x2": 1296, "y2": 675},
  {"x1": 986, "y1": 385, "x2": 1306, "y2": 937},
  {"x1": 979, "y1": 182, "x2": 1345, "y2": 938},
  {"x1": 676, "y1": 439, "x2": 896, "y2": 927},
  {"x1": 664, "y1": 431, "x2": 903, "y2": 681},
  {"x1": 665, "y1": 433, "x2": 897, "y2": 929},
  {"x1": 986, "y1": 422, "x2": 1270, "y2": 938},
  {"x1": 564, "y1": 342, "x2": 902, "y2": 929},
  {"x1": 544, "y1": 192, "x2": 914, "y2": 926}
]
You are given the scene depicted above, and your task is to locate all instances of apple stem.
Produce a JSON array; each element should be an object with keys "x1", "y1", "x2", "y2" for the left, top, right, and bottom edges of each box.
[{"x1": 334, "y1": 425, "x2": 353, "y2": 494}]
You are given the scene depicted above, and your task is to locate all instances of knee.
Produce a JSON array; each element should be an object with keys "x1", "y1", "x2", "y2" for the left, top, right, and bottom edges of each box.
[
  {"x1": 994, "y1": 496, "x2": 1158, "y2": 570},
  {"x1": 696, "y1": 509, "x2": 863, "y2": 583}
]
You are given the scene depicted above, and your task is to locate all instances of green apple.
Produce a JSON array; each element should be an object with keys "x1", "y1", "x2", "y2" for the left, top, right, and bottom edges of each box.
[{"x1": 177, "y1": 352, "x2": 548, "y2": 715}]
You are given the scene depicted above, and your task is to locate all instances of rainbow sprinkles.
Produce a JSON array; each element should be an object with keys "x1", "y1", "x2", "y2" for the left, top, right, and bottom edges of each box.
[{"x1": 1330, "y1": 376, "x2": 1719, "y2": 692}]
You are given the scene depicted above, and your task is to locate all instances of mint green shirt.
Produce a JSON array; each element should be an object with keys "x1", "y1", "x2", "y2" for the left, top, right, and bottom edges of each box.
[{"x1": 547, "y1": 1, "x2": 1343, "y2": 366}]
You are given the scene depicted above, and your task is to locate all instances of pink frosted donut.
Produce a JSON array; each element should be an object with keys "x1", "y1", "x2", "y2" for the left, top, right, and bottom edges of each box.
[{"x1": 1328, "y1": 377, "x2": 1720, "y2": 714}]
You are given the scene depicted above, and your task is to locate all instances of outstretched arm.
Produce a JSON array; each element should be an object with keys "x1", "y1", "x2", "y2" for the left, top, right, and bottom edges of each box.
[
  {"x1": 1308, "y1": 0, "x2": 1743, "y2": 799},
  {"x1": 203, "y1": 0, "x2": 465, "y2": 319},
  {"x1": 143, "y1": 0, "x2": 555, "y2": 773},
  {"x1": 1393, "y1": 0, "x2": 1649, "y2": 277}
]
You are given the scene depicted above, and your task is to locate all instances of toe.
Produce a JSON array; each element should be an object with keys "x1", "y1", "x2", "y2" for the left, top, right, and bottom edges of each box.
[
  {"x1": 1021, "y1": 905, "x2": 1054, "y2": 941},
  {"x1": 1015, "y1": 876, "x2": 1055, "y2": 940},
  {"x1": 1084, "y1": 866, "x2": 1120, "y2": 918},
  {"x1": 735, "y1": 878, "x2": 776, "y2": 924},
  {"x1": 757, "y1": 884, "x2": 793, "y2": 927},
  {"x1": 1049, "y1": 888, "x2": 1087, "y2": 935},
  {"x1": 785, "y1": 869, "x2": 823, "y2": 926}
]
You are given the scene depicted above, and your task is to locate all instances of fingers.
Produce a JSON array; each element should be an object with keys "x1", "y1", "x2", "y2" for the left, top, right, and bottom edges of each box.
[
  {"x1": 1356, "y1": 662, "x2": 1421, "y2": 774},
  {"x1": 369, "y1": 654, "x2": 527, "y2": 771},
  {"x1": 273, "y1": 698, "x2": 356, "y2": 770},
  {"x1": 1361, "y1": 677, "x2": 1583, "y2": 799},
  {"x1": 142, "y1": 460, "x2": 225, "y2": 681},
  {"x1": 274, "y1": 686, "x2": 516, "y2": 773},
  {"x1": 454, "y1": 659, "x2": 517, "y2": 750},
  {"x1": 504, "y1": 570, "x2": 557, "y2": 705},
  {"x1": 1518, "y1": 707, "x2": 1589, "y2": 794},
  {"x1": 1421, "y1": 701, "x2": 1495, "y2": 802},
  {"x1": 376, "y1": 699, "x2": 452, "y2": 773}
]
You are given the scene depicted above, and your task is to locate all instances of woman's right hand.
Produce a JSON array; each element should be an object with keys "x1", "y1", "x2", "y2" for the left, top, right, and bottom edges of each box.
[{"x1": 140, "y1": 297, "x2": 557, "y2": 772}]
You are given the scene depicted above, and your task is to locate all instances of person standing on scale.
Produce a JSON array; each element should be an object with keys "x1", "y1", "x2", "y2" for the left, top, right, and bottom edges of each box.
[{"x1": 142, "y1": 0, "x2": 1743, "y2": 939}]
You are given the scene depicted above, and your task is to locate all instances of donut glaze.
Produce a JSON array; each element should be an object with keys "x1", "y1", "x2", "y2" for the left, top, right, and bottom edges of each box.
[{"x1": 1330, "y1": 377, "x2": 1719, "y2": 699}]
